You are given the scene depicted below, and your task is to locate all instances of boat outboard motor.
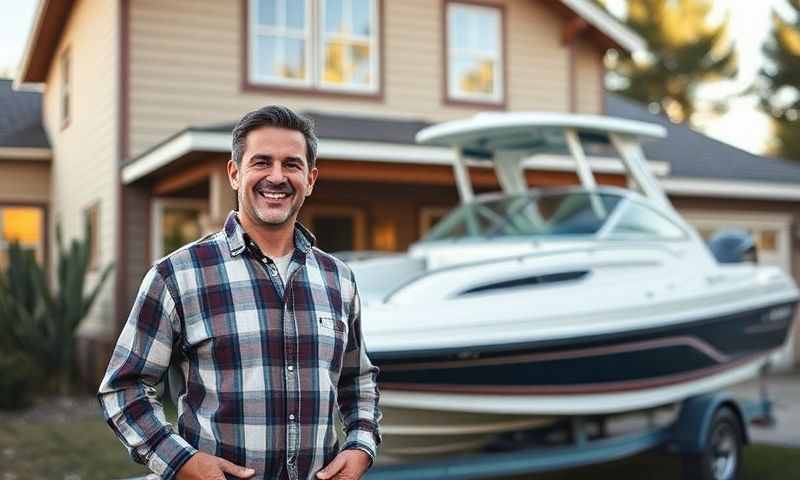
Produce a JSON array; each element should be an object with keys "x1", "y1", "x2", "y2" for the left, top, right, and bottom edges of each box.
[{"x1": 707, "y1": 229, "x2": 758, "y2": 263}]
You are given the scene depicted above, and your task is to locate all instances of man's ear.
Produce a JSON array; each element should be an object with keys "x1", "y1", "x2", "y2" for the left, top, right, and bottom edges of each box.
[
  {"x1": 305, "y1": 166, "x2": 319, "y2": 197},
  {"x1": 227, "y1": 159, "x2": 239, "y2": 190}
]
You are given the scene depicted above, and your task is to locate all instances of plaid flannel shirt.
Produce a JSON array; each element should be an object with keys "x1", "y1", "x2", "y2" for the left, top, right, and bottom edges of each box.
[{"x1": 98, "y1": 211, "x2": 381, "y2": 480}]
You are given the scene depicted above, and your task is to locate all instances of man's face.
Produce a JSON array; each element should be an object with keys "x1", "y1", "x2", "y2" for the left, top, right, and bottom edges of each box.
[{"x1": 228, "y1": 126, "x2": 318, "y2": 229}]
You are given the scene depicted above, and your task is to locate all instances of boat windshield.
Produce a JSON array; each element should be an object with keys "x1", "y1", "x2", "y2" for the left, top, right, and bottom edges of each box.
[{"x1": 423, "y1": 191, "x2": 624, "y2": 241}]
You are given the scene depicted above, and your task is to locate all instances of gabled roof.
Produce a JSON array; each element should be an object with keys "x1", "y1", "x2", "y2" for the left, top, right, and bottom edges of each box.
[
  {"x1": 0, "y1": 79, "x2": 50, "y2": 149},
  {"x1": 605, "y1": 94, "x2": 800, "y2": 185},
  {"x1": 15, "y1": 0, "x2": 74, "y2": 86},
  {"x1": 15, "y1": 0, "x2": 644, "y2": 85}
]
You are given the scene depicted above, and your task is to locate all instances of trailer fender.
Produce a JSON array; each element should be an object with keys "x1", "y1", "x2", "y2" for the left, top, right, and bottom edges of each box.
[{"x1": 671, "y1": 393, "x2": 749, "y2": 454}]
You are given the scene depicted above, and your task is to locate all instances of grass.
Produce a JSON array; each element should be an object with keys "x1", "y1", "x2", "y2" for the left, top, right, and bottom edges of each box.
[
  {"x1": 0, "y1": 414, "x2": 150, "y2": 480},
  {"x1": 0, "y1": 397, "x2": 798, "y2": 480}
]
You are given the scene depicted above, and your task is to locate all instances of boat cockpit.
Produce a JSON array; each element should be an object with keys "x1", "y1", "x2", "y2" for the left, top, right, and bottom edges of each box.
[{"x1": 421, "y1": 187, "x2": 688, "y2": 244}]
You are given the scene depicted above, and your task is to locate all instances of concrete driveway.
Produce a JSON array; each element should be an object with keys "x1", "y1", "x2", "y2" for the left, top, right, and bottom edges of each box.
[{"x1": 730, "y1": 371, "x2": 800, "y2": 447}]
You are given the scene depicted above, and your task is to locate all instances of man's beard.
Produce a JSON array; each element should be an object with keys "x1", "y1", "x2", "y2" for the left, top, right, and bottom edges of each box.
[{"x1": 243, "y1": 179, "x2": 301, "y2": 227}]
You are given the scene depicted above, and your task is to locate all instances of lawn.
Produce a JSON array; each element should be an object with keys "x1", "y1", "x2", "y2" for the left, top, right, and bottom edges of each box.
[{"x1": 1, "y1": 396, "x2": 798, "y2": 480}]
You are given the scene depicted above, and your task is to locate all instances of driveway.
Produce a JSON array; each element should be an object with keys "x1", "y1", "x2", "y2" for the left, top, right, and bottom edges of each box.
[{"x1": 730, "y1": 371, "x2": 800, "y2": 447}]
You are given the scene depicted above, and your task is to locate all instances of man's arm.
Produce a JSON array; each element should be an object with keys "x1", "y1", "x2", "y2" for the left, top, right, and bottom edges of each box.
[
  {"x1": 337, "y1": 277, "x2": 382, "y2": 463},
  {"x1": 97, "y1": 266, "x2": 197, "y2": 480}
]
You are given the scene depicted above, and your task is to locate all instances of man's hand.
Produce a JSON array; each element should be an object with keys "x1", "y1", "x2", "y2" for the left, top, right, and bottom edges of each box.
[
  {"x1": 316, "y1": 449, "x2": 371, "y2": 480},
  {"x1": 176, "y1": 451, "x2": 255, "y2": 480}
]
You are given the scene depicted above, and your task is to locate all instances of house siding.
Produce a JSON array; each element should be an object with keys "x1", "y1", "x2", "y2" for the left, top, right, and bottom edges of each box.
[
  {"x1": 42, "y1": 0, "x2": 119, "y2": 341},
  {"x1": 128, "y1": 0, "x2": 604, "y2": 158},
  {"x1": 671, "y1": 195, "x2": 800, "y2": 365},
  {"x1": 575, "y1": 39, "x2": 604, "y2": 114},
  {"x1": 0, "y1": 160, "x2": 51, "y2": 203}
]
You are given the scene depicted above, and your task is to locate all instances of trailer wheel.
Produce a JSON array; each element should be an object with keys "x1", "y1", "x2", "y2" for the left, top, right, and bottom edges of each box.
[{"x1": 682, "y1": 406, "x2": 743, "y2": 480}]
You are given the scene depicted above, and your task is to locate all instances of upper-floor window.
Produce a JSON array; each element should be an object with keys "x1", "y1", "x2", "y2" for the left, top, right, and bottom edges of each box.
[
  {"x1": 248, "y1": 0, "x2": 380, "y2": 94},
  {"x1": 446, "y1": 2, "x2": 504, "y2": 105},
  {"x1": 60, "y1": 49, "x2": 71, "y2": 128}
]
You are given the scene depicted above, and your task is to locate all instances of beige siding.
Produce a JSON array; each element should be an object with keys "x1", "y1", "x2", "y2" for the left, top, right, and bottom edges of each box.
[
  {"x1": 42, "y1": 0, "x2": 119, "y2": 340},
  {"x1": 0, "y1": 160, "x2": 51, "y2": 203},
  {"x1": 575, "y1": 39, "x2": 604, "y2": 114},
  {"x1": 128, "y1": 0, "x2": 603, "y2": 157}
]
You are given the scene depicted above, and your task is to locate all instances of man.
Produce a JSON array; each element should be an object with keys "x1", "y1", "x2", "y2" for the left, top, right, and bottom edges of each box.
[{"x1": 99, "y1": 106, "x2": 381, "y2": 480}]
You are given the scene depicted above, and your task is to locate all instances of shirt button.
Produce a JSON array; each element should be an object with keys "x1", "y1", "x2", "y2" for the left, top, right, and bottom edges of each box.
[
  {"x1": 288, "y1": 365, "x2": 294, "y2": 372},
  {"x1": 289, "y1": 414, "x2": 295, "y2": 421},
  {"x1": 261, "y1": 257, "x2": 268, "y2": 264}
]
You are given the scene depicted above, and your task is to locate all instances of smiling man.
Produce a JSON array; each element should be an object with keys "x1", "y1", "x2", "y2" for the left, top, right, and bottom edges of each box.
[{"x1": 99, "y1": 106, "x2": 381, "y2": 480}]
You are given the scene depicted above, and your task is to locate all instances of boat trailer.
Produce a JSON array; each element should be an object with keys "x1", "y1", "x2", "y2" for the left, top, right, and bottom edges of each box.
[{"x1": 366, "y1": 375, "x2": 775, "y2": 480}]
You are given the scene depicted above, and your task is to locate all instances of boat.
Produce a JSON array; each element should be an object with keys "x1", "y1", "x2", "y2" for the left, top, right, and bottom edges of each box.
[{"x1": 346, "y1": 112, "x2": 800, "y2": 461}]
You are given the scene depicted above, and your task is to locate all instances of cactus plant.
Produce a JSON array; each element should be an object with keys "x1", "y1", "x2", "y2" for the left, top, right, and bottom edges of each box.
[{"x1": 0, "y1": 220, "x2": 113, "y2": 394}]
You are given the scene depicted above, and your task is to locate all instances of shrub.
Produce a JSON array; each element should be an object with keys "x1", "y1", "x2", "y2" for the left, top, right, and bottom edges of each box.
[{"x1": 0, "y1": 348, "x2": 41, "y2": 410}]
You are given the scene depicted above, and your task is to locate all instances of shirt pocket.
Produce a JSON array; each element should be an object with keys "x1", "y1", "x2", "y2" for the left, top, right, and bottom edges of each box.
[{"x1": 316, "y1": 312, "x2": 348, "y2": 374}]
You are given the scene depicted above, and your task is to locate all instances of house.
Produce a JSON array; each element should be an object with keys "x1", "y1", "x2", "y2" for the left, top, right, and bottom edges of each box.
[
  {"x1": 10, "y1": 0, "x2": 800, "y2": 386},
  {"x1": 0, "y1": 79, "x2": 50, "y2": 272}
]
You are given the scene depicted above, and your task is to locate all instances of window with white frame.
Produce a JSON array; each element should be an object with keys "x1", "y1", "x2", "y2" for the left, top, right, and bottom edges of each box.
[
  {"x1": 249, "y1": 0, "x2": 379, "y2": 93},
  {"x1": 250, "y1": 0, "x2": 311, "y2": 85},
  {"x1": 447, "y1": 2, "x2": 503, "y2": 103}
]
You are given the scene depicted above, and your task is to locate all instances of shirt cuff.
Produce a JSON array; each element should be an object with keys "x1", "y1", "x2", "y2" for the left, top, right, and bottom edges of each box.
[
  {"x1": 342, "y1": 428, "x2": 380, "y2": 466},
  {"x1": 145, "y1": 433, "x2": 198, "y2": 480}
]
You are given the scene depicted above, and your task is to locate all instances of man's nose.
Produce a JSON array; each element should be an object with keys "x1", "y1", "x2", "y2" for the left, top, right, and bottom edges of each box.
[{"x1": 267, "y1": 162, "x2": 286, "y2": 182}]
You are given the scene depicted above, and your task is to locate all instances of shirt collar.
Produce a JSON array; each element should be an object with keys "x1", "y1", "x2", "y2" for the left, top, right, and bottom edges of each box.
[{"x1": 224, "y1": 210, "x2": 315, "y2": 257}]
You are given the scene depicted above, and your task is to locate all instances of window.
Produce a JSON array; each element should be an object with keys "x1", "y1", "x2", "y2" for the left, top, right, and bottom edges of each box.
[
  {"x1": 299, "y1": 205, "x2": 366, "y2": 252},
  {"x1": 0, "y1": 206, "x2": 46, "y2": 271},
  {"x1": 446, "y1": 2, "x2": 504, "y2": 104},
  {"x1": 609, "y1": 202, "x2": 685, "y2": 240},
  {"x1": 248, "y1": 0, "x2": 380, "y2": 94},
  {"x1": 250, "y1": 0, "x2": 311, "y2": 86},
  {"x1": 151, "y1": 199, "x2": 207, "y2": 262},
  {"x1": 85, "y1": 204, "x2": 100, "y2": 270},
  {"x1": 419, "y1": 206, "x2": 451, "y2": 239},
  {"x1": 60, "y1": 49, "x2": 71, "y2": 128}
]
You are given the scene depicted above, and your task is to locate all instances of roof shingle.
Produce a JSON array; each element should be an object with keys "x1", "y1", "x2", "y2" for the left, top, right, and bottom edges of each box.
[{"x1": 0, "y1": 78, "x2": 50, "y2": 149}]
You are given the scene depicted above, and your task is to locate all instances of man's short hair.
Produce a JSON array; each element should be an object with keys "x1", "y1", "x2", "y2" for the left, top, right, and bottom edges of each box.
[{"x1": 231, "y1": 105, "x2": 318, "y2": 169}]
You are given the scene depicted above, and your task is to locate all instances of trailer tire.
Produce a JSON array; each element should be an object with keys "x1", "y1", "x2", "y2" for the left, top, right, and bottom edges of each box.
[{"x1": 681, "y1": 406, "x2": 743, "y2": 480}]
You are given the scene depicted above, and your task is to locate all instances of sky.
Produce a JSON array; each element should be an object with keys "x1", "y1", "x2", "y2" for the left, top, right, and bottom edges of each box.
[{"x1": 0, "y1": 0, "x2": 788, "y2": 155}]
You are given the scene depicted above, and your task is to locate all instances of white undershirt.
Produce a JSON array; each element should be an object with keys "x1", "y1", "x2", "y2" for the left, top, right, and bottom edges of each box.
[{"x1": 271, "y1": 250, "x2": 294, "y2": 285}]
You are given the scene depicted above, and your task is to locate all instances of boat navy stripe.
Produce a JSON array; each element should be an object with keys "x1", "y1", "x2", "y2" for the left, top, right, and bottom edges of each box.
[
  {"x1": 379, "y1": 352, "x2": 769, "y2": 395},
  {"x1": 378, "y1": 335, "x2": 730, "y2": 372}
]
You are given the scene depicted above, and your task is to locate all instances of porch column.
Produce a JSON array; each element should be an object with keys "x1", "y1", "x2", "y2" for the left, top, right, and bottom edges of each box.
[{"x1": 203, "y1": 166, "x2": 235, "y2": 235}]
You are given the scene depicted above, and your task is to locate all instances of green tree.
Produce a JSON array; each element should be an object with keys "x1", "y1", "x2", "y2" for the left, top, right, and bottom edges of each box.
[
  {"x1": 605, "y1": 0, "x2": 737, "y2": 124},
  {"x1": 758, "y1": 0, "x2": 800, "y2": 161}
]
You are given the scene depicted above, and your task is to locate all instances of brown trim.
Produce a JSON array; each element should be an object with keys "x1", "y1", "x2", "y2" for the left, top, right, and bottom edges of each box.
[
  {"x1": 240, "y1": 0, "x2": 385, "y2": 102},
  {"x1": 18, "y1": 0, "x2": 76, "y2": 83},
  {"x1": 568, "y1": 40, "x2": 577, "y2": 113},
  {"x1": 83, "y1": 200, "x2": 101, "y2": 272},
  {"x1": 562, "y1": 16, "x2": 587, "y2": 114},
  {"x1": 0, "y1": 201, "x2": 50, "y2": 274},
  {"x1": 59, "y1": 47, "x2": 71, "y2": 131},
  {"x1": 441, "y1": 0, "x2": 508, "y2": 110},
  {"x1": 115, "y1": 0, "x2": 130, "y2": 331},
  {"x1": 153, "y1": 161, "x2": 215, "y2": 195},
  {"x1": 144, "y1": 193, "x2": 152, "y2": 270},
  {"x1": 545, "y1": 0, "x2": 625, "y2": 53},
  {"x1": 315, "y1": 158, "x2": 626, "y2": 188},
  {"x1": 599, "y1": 51, "x2": 606, "y2": 114}
]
